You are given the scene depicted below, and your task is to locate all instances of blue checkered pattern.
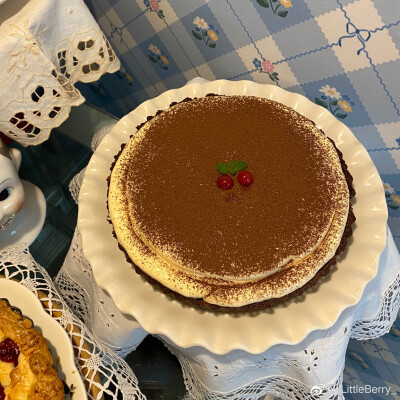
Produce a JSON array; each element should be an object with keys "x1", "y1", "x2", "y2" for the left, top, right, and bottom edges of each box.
[
  {"x1": 344, "y1": 309, "x2": 400, "y2": 399},
  {"x1": 77, "y1": 0, "x2": 400, "y2": 393}
]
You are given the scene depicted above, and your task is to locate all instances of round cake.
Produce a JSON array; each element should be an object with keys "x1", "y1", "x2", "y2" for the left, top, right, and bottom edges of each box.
[{"x1": 108, "y1": 95, "x2": 355, "y2": 308}]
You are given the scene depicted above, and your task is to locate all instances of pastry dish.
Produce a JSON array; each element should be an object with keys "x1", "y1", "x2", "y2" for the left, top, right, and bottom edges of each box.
[
  {"x1": 0, "y1": 298, "x2": 64, "y2": 400},
  {"x1": 108, "y1": 95, "x2": 355, "y2": 309}
]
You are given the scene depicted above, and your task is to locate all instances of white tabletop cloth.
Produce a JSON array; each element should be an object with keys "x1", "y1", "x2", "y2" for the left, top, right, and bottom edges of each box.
[
  {"x1": 0, "y1": 0, "x2": 120, "y2": 146},
  {"x1": 56, "y1": 129, "x2": 400, "y2": 399}
]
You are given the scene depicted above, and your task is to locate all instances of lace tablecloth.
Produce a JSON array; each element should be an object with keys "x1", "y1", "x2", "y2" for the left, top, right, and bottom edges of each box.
[
  {"x1": 55, "y1": 126, "x2": 400, "y2": 399},
  {"x1": 0, "y1": 245, "x2": 145, "y2": 400},
  {"x1": 0, "y1": 0, "x2": 120, "y2": 146}
]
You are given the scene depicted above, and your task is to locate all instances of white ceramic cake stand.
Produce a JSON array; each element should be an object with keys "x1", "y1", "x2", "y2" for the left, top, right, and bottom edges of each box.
[{"x1": 78, "y1": 80, "x2": 387, "y2": 355}]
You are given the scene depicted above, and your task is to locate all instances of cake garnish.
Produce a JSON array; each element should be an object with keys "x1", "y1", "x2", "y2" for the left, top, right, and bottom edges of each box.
[
  {"x1": 217, "y1": 160, "x2": 247, "y2": 175},
  {"x1": 216, "y1": 160, "x2": 253, "y2": 189},
  {"x1": 0, "y1": 338, "x2": 20, "y2": 366},
  {"x1": 238, "y1": 170, "x2": 254, "y2": 187},
  {"x1": 0, "y1": 385, "x2": 5, "y2": 400},
  {"x1": 217, "y1": 175, "x2": 234, "y2": 190},
  {"x1": 216, "y1": 162, "x2": 229, "y2": 175}
]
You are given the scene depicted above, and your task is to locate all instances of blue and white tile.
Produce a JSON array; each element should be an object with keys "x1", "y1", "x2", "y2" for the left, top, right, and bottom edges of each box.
[
  {"x1": 347, "y1": 67, "x2": 400, "y2": 125},
  {"x1": 251, "y1": 0, "x2": 313, "y2": 36},
  {"x1": 207, "y1": 51, "x2": 247, "y2": 80},
  {"x1": 180, "y1": 4, "x2": 234, "y2": 62},
  {"x1": 368, "y1": 150, "x2": 399, "y2": 175},
  {"x1": 388, "y1": 24, "x2": 400, "y2": 55},
  {"x1": 145, "y1": 1, "x2": 179, "y2": 33},
  {"x1": 108, "y1": 0, "x2": 145, "y2": 28},
  {"x1": 196, "y1": 62, "x2": 217, "y2": 81},
  {"x1": 351, "y1": 125, "x2": 387, "y2": 151},
  {"x1": 303, "y1": 0, "x2": 339, "y2": 17},
  {"x1": 208, "y1": 0, "x2": 252, "y2": 50},
  {"x1": 272, "y1": 19, "x2": 329, "y2": 60},
  {"x1": 254, "y1": 35, "x2": 284, "y2": 62},
  {"x1": 272, "y1": 62, "x2": 299, "y2": 88},
  {"x1": 286, "y1": 48, "x2": 345, "y2": 84},
  {"x1": 316, "y1": 8, "x2": 370, "y2": 72},
  {"x1": 372, "y1": 0, "x2": 400, "y2": 26},
  {"x1": 168, "y1": 0, "x2": 204, "y2": 20},
  {"x1": 302, "y1": 74, "x2": 372, "y2": 127},
  {"x1": 374, "y1": 59, "x2": 400, "y2": 118},
  {"x1": 226, "y1": 0, "x2": 271, "y2": 43},
  {"x1": 376, "y1": 122, "x2": 400, "y2": 150}
]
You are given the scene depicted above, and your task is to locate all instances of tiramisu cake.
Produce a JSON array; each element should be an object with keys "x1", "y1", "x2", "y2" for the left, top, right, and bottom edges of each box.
[{"x1": 108, "y1": 95, "x2": 355, "y2": 309}]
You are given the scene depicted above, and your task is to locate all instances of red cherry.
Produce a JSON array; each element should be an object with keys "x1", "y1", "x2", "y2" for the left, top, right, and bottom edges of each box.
[
  {"x1": 237, "y1": 171, "x2": 254, "y2": 187},
  {"x1": 0, "y1": 385, "x2": 4, "y2": 400},
  {"x1": 217, "y1": 175, "x2": 234, "y2": 190},
  {"x1": 0, "y1": 338, "x2": 20, "y2": 366}
]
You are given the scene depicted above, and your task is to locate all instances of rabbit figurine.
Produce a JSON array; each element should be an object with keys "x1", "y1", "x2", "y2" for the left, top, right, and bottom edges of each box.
[
  {"x1": 0, "y1": 138, "x2": 46, "y2": 249},
  {"x1": 0, "y1": 139, "x2": 24, "y2": 231}
]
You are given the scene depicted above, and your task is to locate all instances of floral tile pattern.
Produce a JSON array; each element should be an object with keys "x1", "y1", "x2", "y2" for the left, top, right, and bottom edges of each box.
[
  {"x1": 148, "y1": 44, "x2": 169, "y2": 69},
  {"x1": 255, "y1": 0, "x2": 293, "y2": 19},
  {"x1": 192, "y1": 17, "x2": 219, "y2": 49},
  {"x1": 315, "y1": 85, "x2": 354, "y2": 120}
]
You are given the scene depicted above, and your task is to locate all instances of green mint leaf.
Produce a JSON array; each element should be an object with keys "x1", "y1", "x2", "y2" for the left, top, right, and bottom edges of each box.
[
  {"x1": 229, "y1": 160, "x2": 237, "y2": 175},
  {"x1": 236, "y1": 160, "x2": 248, "y2": 172},
  {"x1": 216, "y1": 162, "x2": 229, "y2": 175}
]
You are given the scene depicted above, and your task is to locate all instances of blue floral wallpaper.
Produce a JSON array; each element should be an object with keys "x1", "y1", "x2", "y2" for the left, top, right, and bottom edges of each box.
[{"x1": 77, "y1": 0, "x2": 400, "y2": 397}]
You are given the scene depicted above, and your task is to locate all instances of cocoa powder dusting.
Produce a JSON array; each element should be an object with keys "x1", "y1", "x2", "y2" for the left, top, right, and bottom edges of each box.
[{"x1": 123, "y1": 96, "x2": 339, "y2": 279}]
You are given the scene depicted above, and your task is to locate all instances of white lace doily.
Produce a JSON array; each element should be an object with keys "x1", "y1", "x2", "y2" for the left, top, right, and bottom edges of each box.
[
  {"x1": 56, "y1": 228, "x2": 148, "y2": 358},
  {"x1": 0, "y1": 244, "x2": 145, "y2": 400},
  {"x1": 0, "y1": 0, "x2": 120, "y2": 146},
  {"x1": 163, "y1": 230, "x2": 400, "y2": 400},
  {"x1": 58, "y1": 223, "x2": 400, "y2": 400},
  {"x1": 57, "y1": 116, "x2": 400, "y2": 400}
]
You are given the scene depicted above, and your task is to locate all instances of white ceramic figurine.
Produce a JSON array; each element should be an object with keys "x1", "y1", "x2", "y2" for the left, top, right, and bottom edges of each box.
[
  {"x1": 0, "y1": 138, "x2": 46, "y2": 249},
  {"x1": 0, "y1": 139, "x2": 24, "y2": 231}
]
